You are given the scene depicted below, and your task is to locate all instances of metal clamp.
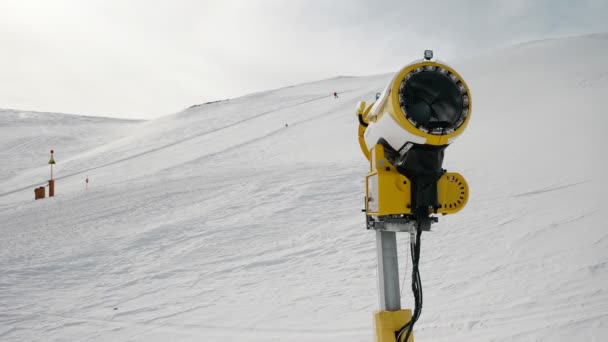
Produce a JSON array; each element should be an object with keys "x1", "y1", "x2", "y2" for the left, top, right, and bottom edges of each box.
[{"x1": 367, "y1": 216, "x2": 436, "y2": 232}]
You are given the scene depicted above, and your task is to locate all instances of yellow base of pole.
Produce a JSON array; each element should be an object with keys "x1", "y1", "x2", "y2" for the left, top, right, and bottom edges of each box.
[{"x1": 374, "y1": 309, "x2": 414, "y2": 342}]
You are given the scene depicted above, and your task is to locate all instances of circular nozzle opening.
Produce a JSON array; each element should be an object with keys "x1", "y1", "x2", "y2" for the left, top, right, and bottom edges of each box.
[{"x1": 398, "y1": 66, "x2": 469, "y2": 135}]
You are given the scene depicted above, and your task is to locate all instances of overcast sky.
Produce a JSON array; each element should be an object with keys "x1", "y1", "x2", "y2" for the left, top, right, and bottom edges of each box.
[{"x1": 1, "y1": 0, "x2": 607, "y2": 119}]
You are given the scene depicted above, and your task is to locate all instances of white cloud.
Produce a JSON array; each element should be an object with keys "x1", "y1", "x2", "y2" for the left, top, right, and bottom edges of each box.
[{"x1": 0, "y1": 0, "x2": 606, "y2": 119}]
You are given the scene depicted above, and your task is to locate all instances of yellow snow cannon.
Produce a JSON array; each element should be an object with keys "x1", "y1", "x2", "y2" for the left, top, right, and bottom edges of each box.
[{"x1": 357, "y1": 50, "x2": 471, "y2": 228}]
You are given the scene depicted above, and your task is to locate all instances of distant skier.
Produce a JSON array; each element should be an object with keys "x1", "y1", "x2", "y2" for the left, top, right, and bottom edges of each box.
[{"x1": 333, "y1": 91, "x2": 339, "y2": 99}]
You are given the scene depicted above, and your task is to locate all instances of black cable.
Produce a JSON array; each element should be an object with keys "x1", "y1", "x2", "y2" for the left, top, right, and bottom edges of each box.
[
  {"x1": 358, "y1": 114, "x2": 369, "y2": 127},
  {"x1": 395, "y1": 225, "x2": 423, "y2": 342}
]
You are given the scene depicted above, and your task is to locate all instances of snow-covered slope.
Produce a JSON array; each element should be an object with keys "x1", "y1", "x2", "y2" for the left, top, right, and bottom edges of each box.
[
  {"x1": 0, "y1": 109, "x2": 141, "y2": 192},
  {"x1": 1, "y1": 34, "x2": 607, "y2": 342}
]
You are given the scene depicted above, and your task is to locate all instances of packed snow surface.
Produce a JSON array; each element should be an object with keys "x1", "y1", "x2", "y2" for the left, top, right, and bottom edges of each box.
[{"x1": 1, "y1": 34, "x2": 607, "y2": 341}]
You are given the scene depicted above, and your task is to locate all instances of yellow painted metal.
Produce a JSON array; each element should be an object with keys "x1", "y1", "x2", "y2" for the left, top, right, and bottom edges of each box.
[
  {"x1": 357, "y1": 101, "x2": 373, "y2": 160},
  {"x1": 356, "y1": 101, "x2": 367, "y2": 116},
  {"x1": 366, "y1": 61, "x2": 472, "y2": 146},
  {"x1": 365, "y1": 144, "x2": 412, "y2": 216},
  {"x1": 365, "y1": 144, "x2": 469, "y2": 216},
  {"x1": 436, "y1": 172, "x2": 469, "y2": 214},
  {"x1": 374, "y1": 309, "x2": 414, "y2": 342}
]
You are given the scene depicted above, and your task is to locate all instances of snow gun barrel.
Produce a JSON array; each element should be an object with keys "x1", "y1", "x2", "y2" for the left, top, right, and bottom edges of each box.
[
  {"x1": 357, "y1": 58, "x2": 472, "y2": 156},
  {"x1": 357, "y1": 52, "x2": 472, "y2": 219}
]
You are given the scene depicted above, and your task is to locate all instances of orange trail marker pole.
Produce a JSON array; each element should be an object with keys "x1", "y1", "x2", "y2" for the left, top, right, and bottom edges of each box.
[{"x1": 48, "y1": 150, "x2": 56, "y2": 197}]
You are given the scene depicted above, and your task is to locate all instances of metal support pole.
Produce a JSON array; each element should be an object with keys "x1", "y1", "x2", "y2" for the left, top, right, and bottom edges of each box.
[{"x1": 376, "y1": 230, "x2": 401, "y2": 311}]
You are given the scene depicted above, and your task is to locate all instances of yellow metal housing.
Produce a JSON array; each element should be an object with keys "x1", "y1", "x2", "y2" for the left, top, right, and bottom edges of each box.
[
  {"x1": 374, "y1": 309, "x2": 414, "y2": 342},
  {"x1": 365, "y1": 144, "x2": 469, "y2": 216},
  {"x1": 366, "y1": 144, "x2": 412, "y2": 216},
  {"x1": 436, "y1": 172, "x2": 469, "y2": 214}
]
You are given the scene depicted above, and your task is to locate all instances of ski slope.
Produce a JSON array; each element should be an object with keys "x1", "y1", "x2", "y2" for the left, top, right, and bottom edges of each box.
[
  {"x1": 0, "y1": 109, "x2": 141, "y2": 185},
  {"x1": 1, "y1": 34, "x2": 607, "y2": 342}
]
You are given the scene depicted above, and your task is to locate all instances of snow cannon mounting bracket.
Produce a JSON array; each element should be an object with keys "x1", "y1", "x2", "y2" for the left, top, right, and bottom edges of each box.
[{"x1": 366, "y1": 215, "x2": 435, "y2": 232}]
